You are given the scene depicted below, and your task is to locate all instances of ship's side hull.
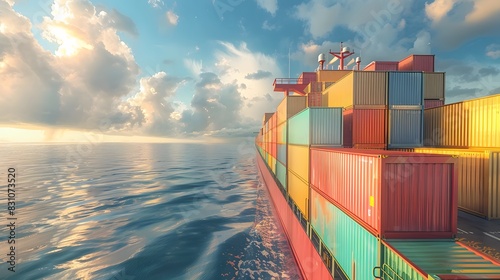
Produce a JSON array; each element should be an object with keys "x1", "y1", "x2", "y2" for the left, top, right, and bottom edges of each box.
[{"x1": 256, "y1": 151, "x2": 333, "y2": 280}]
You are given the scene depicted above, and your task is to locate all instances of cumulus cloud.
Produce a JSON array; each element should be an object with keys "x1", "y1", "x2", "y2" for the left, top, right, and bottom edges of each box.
[
  {"x1": 425, "y1": 0, "x2": 457, "y2": 24},
  {"x1": 256, "y1": 0, "x2": 278, "y2": 15},
  {"x1": 292, "y1": 30, "x2": 431, "y2": 70},
  {"x1": 245, "y1": 70, "x2": 272, "y2": 80},
  {"x1": 293, "y1": 0, "x2": 408, "y2": 39},
  {"x1": 166, "y1": 10, "x2": 179, "y2": 26},
  {"x1": 425, "y1": 0, "x2": 500, "y2": 49},
  {"x1": 148, "y1": 0, "x2": 163, "y2": 8},
  {"x1": 486, "y1": 44, "x2": 500, "y2": 59}
]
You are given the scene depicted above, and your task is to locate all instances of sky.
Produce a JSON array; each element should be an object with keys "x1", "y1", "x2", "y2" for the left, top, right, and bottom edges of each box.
[{"x1": 1, "y1": 0, "x2": 499, "y2": 142}]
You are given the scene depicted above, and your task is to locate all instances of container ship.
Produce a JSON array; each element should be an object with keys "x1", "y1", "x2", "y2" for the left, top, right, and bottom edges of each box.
[{"x1": 255, "y1": 44, "x2": 500, "y2": 280}]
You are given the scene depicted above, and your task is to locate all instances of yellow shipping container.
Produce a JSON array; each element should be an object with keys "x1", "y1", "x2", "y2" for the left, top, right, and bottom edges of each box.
[
  {"x1": 466, "y1": 94, "x2": 500, "y2": 148},
  {"x1": 277, "y1": 96, "x2": 307, "y2": 125},
  {"x1": 288, "y1": 144, "x2": 309, "y2": 182},
  {"x1": 413, "y1": 147, "x2": 500, "y2": 219},
  {"x1": 316, "y1": 70, "x2": 351, "y2": 83},
  {"x1": 327, "y1": 72, "x2": 354, "y2": 108},
  {"x1": 424, "y1": 94, "x2": 500, "y2": 148},
  {"x1": 327, "y1": 71, "x2": 388, "y2": 108},
  {"x1": 268, "y1": 155, "x2": 276, "y2": 175},
  {"x1": 288, "y1": 169, "x2": 309, "y2": 220},
  {"x1": 277, "y1": 122, "x2": 286, "y2": 144}
]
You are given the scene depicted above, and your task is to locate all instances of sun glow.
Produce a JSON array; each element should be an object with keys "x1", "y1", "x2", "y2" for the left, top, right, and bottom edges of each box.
[{"x1": 46, "y1": 25, "x2": 93, "y2": 57}]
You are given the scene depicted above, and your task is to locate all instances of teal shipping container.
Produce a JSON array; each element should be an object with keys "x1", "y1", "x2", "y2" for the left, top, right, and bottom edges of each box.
[
  {"x1": 311, "y1": 189, "x2": 379, "y2": 280},
  {"x1": 380, "y1": 241, "x2": 500, "y2": 279},
  {"x1": 277, "y1": 144, "x2": 286, "y2": 165},
  {"x1": 276, "y1": 160, "x2": 287, "y2": 190},
  {"x1": 388, "y1": 108, "x2": 424, "y2": 148},
  {"x1": 288, "y1": 107, "x2": 343, "y2": 146}
]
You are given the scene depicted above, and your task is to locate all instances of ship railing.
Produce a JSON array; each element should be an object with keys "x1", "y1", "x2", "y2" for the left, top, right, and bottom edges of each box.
[
  {"x1": 373, "y1": 264, "x2": 405, "y2": 280},
  {"x1": 273, "y1": 78, "x2": 305, "y2": 85}
]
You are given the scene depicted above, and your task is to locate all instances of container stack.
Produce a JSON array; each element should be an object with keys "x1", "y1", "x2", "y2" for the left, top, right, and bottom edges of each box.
[
  {"x1": 305, "y1": 81, "x2": 323, "y2": 107},
  {"x1": 423, "y1": 72, "x2": 445, "y2": 109},
  {"x1": 275, "y1": 95, "x2": 307, "y2": 191},
  {"x1": 326, "y1": 71, "x2": 389, "y2": 149},
  {"x1": 398, "y1": 54, "x2": 435, "y2": 72},
  {"x1": 287, "y1": 107, "x2": 343, "y2": 222},
  {"x1": 387, "y1": 71, "x2": 424, "y2": 148},
  {"x1": 363, "y1": 61, "x2": 398, "y2": 71}
]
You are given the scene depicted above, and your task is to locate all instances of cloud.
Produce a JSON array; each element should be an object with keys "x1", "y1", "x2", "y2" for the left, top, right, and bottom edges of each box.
[
  {"x1": 262, "y1": 20, "x2": 277, "y2": 31},
  {"x1": 166, "y1": 10, "x2": 179, "y2": 26},
  {"x1": 245, "y1": 70, "x2": 272, "y2": 80},
  {"x1": 127, "y1": 72, "x2": 185, "y2": 136},
  {"x1": 425, "y1": 0, "x2": 500, "y2": 49},
  {"x1": 425, "y1": 0, "x2": 457, "y2": 24},
  {"x1": 292, "y1": 30, "x2": 431, "y2": 70},
  {"x1": 293, "y1": 0, "x2": 408, "y2": 39},
  {"x1": 486, "y1": 44, "x2": 500, "y2": 59},
  {"x1": 103, "y1": 9, "x2": 139, "y2": 36},
  {"x1": 148, "y1": 0, "x2": 163, "y2": 8},
  {"x1": 478, "y1": 66, "x2": 500, "y2": 77},
  {"x1": 0, "y1": 0, "x2": 142, "y2": 131},
  {"x1": 256, "y1": 0, "x2": 278, "y2": 15}
]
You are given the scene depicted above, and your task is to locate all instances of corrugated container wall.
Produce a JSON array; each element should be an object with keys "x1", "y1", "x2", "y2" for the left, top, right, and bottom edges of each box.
[
  {"x1": 388, "y1": 72, "x2": 423, "y2": 106},
  {"x1": 307, "y1": 92, "x2": 322, "y2": 107},
  {"x1": 277, "y1": 144, "x2": 286, "y2": 165},
  {"x1": 288, "y1": 144, "x2": 309, "y2": 182},
  {"x1": 363, "y1": 61, "x2": 398, "y2": 71},
  {"x1": 424, "y1": 99, "x2": 444, "y2": 109},
  {"x1": 288, "y1": 108, "x2": 343, "y2": 146},
  {"x1": 388, "y1": 109, "x2": 424, "y2": 148},
  {"x1": 316, "y1": 70, "x2": 351, "y2": 83},
  {"x1": 276, "y1": 160, "x2": 287, "y2": 190},
  {"x1": 467, "y1": 95, "x2": 500, "y2": 148},
  {"x1": 398, "y1": 55, "x2": 435, "y2": 72},
  {"x1": 311, "y1": 189, "x2": 380, "y2": 280},
  {"x1": 310, "y1": 148, "x2": 457, "y2": 239},
  {"x1": 411, "y1": 148, "x2": 500, "y2": 220},
  {"x1": 277, "y1": 96, "x2": 307, "y2": 125},
  {"x1": 424, "y1": 102, "x2": 469, "y2": 147},
  {"x1": 263, "y1": 113, "x2": 273, "y2": 126},
  {"x1": 423, "y1": 72, "x2": 445, "y2": 99},
  {"x1": 328, "y1": 71, "x2": 388, "y2": 107},
  {"x1": 344, "y1": 106, "x2": 388, "y2": 149},
  {"x1": 387, "y1": 241, "x2": 500, "y2": 278},
  {"x1": 257, "y1": 156, "x2": 333, "y2": 280},
  {"x1": 288, "y1": 169, "x2": 309, "y2": 219},
  {"x1": 276, "y1": 122, "x2": 286, "y2": 144}
]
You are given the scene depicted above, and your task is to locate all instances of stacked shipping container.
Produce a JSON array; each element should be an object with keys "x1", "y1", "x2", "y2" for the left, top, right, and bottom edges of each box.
[
  {"x1": 287, "y1": 107, "x2": 343, "y2": 220},
  {"x1": 255, "y1": 53, "x2": 500, "y2": 279}
]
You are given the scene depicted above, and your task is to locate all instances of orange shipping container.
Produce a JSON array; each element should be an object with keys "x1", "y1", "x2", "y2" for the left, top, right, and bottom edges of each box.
[
  {"x1": 398, "y1": 54, "x2": 435, "y2": 72},
  {"x1": 363, "y1": 61, "x2": 398, "y2": 71},
  {"x1": 310, "y1": 148, "x2": 457, "y2": 239}
]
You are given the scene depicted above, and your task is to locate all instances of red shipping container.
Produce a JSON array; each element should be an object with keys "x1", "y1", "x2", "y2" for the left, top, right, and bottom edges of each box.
[
  {"x1": 308, "y1": 92, "x2": 322, "y2": 107},
  {"x1": 398, "y1": 55, "x2": 435, "y2": 72},
  {"x1": 424, "y1": 99, "x2": 444, "y2": 109},
  {"x1": 257, "y1": 153, "x2": 333, "y2": 280},
  {"x1": 363, "y1": 61, "x2": 398, "y2": 71},
  {"x1": 271, "y1": 142, "x2": 277, "y2": 158},
  {"x1": 310, "y1": 148, "x2": 457, "y2": 239},
  {"x1": 343, "y1": 106, "x2": 387, "y2": 149}
]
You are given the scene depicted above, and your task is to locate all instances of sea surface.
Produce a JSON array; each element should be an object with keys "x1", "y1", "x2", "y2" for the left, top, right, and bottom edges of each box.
[{"x1": 0, "y1": 141, "x2": 300, "y2": 280}]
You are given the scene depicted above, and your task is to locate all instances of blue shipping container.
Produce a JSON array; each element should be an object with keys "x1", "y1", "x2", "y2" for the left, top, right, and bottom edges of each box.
[
  {"x1": 388, "y1": 72, "x2": 423, "y2": 106},
  {"x1": 388, "y1": 109, "x2": 424, "y2": 148}
]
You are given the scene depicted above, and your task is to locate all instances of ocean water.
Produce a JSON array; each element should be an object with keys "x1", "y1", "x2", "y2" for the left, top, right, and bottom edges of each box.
[{"x1": 0, "y1": 141, "x2": 300, "y2": 280}]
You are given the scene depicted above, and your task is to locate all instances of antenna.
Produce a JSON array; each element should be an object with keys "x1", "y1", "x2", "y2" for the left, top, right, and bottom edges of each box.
[
  {"x1": 318, "y1": 53, "x2": 325, "y2": 70},
  {"x1": 329, "y1": 42, "x2": 355, "y2": 70},
  {"x1": 288, "y1": 46, "x2": 290, "y2": 78}
]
